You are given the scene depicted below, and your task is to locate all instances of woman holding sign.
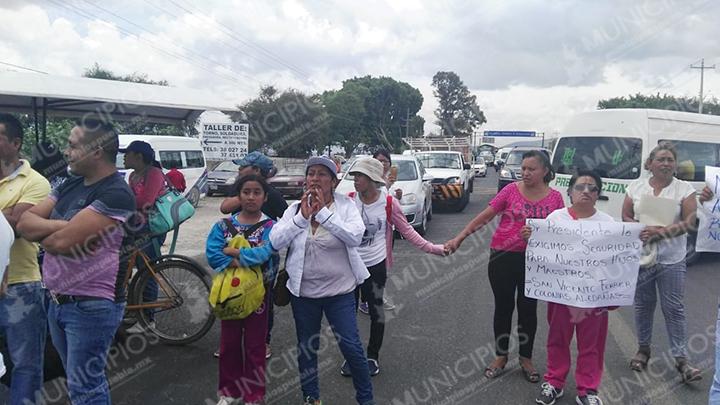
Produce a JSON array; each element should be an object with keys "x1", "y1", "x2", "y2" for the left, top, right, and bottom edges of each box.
[
  {"x1": 622, "y1": 142, "x2": 702, "y2": 383},
  {"x1": 446, "y1": 150, "x2": 564, "y2": 383},
  {"x1": 522, "y1": 170, "x2": 613, "y2": 405},
  {"x1": 699, "y1": 185, "x2": 720, "y2": 404}
]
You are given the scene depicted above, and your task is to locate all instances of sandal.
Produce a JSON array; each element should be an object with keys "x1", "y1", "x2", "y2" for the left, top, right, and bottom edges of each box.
[
  {"x1": 629, "y1": 350, "x2": 650, "y2": 372},
  {"x1": 484, "y1": 356, "x2": 507, "y2": 379},
  {"x1": 676, "y1": 359, "x2": 702, "y2": 383},
  {"x1": 519, "y1": 358, "x2": 540, "y2": 383}
]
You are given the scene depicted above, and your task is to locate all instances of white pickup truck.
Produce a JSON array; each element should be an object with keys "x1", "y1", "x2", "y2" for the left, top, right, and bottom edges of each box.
[{"x1": 414, "y1": 151, "x2": 473, "y2": 212}]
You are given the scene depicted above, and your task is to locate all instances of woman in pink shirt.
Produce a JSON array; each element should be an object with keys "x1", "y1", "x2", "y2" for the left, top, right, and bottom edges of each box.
[
  {"x1": 446, "y1": 150, "x2": 564, "y2": 382},
  {"x1": 123, "y1": 140, "x2": 167, "y2": 332}
]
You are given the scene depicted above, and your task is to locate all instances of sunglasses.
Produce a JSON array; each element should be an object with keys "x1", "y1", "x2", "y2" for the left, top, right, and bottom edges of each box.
[{"x1": 573, "y1": 184, "x2": 600, "y2": 193}]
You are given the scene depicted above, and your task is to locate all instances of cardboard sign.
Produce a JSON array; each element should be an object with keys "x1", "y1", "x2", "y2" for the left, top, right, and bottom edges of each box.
[{"x1": 525, "y1": 219, "x2": 644, "y2": 308}]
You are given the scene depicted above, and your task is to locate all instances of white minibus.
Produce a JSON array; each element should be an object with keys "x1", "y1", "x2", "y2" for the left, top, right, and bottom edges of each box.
[
  {"x1": 549, "y1": 108, "x2": 720, "y2": 263},
  {"x1": 117, "y1": 135, "x2": 208, "y2": 206}
]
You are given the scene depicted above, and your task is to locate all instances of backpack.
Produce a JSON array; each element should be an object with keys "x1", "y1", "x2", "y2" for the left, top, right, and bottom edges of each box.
[{"x1": 208, "y1": 218, "x2": 271, "y2": 320}]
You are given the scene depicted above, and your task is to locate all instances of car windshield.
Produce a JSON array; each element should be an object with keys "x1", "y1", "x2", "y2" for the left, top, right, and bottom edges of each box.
[
  {"x1": 214, "y1": 161, "x2": 239, "y2": 172},
  {"x1": 552, "y1": 136, "x2": 642, "y2": 179},
  {"x1": 416, "y1": 153, "x2": 461, "y2": 169},
  {"x1": 276, "y1": 164, "x2": 306, "y2": 176},
  {"x1": 505, "y1": 150, "x2": 526, "y2": 166},
  {"x1": 344, "y1": 159, "x2": 418, "y2": 182}
]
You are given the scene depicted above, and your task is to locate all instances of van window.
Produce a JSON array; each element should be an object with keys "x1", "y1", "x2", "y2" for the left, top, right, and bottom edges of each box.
[
  {"x1": 159, "y1": 151, "x2": 183, "y2": 169},
  {"x1": 553, "y1": 136, "x2": 642, "y2": 179},
  {"x1": 185, "y1": 151, "x2": 205, "y2": 168},
  {"x1": 660, "y1": 140, "x2": 720, "y2": 182}
]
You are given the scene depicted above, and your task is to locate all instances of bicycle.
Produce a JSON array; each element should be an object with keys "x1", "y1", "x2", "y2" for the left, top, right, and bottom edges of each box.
[{"x1": 121, "y1": 231, "x2": 215, "y2": 345}]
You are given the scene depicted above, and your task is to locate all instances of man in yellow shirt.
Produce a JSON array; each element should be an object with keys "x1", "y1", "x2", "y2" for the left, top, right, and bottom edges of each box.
[{"x1": 0, "y1": 113, "x2": 50, "y2": 404}]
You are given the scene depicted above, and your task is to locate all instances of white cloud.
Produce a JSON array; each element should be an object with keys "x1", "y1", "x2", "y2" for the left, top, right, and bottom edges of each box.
[{"x1": 0, "y1": 0, "x2": 718, "y2": 136}]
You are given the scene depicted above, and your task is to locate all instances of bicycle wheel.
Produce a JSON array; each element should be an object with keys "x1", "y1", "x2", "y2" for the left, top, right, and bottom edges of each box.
[{"x1": 131, "y1": 259, "x2": 215, "y2": 345}]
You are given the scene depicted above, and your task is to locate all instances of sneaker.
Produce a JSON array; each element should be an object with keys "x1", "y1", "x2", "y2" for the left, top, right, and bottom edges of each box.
[
  {"x1": 265, "y1": 344, "x2": 272, "y2": 359},
  {"x1": 340, "y1": 360, "x2": 352, "y2": 377},
  {"x1": 576, "y1": 391, "x2": 603, "y2": 405},
  {"x1": 383, "y1": 297, "x2": 396, "y2": 310},
  {"x1": 303, "y1": 396, "x2": 322, "y2": 405},
  {"x1": 536, "y1": 382, "x2": 564, "y2": 405},
  {"x1": 358, "y1": 302, "x2": 369, "y2": 314},
  {"x1": 216, "y1": 396, "x2": 239, "y2": 405},
  {"x1": 368, "y1": 358, "x2": 380, "y2": 376},
  {"x1": 126, "y1": 321, "x2": 155, "y2": 334}
]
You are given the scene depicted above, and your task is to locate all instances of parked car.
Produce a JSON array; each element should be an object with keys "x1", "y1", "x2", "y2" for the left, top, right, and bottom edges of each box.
[
  {"x1": 415, "y1": 151, "x2": 473, "y2": 212},
  {"x1": 472, "y1": 157, "x2": 487, "y2": 177},
  {"x1": 336, "y1": 154, "x2": 434, "y2": 235},
  {"x1": 498, "y1": 146, "x2": 552, "y2": 191},
  {"x1": 268, "y1": 161, "x2": 306, "y2": 199},
  {"x1": 205, "y1": 161, "x2": 240, "y2": 196}
]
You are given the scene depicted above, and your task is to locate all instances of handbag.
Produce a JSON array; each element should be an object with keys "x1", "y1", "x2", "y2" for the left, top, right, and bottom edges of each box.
[
  {"x1": 148, "y1": 176, "x2": 196, "y2": 235},
  {"x1": 208, "y1": 219, "x2": 271, "y2": 320},
  {"x1": 639, "y1": 242, "x2": 658, "y2": 268},
  {"x1": 273, "y1": 269, "x2": 290, "y2": 306}
]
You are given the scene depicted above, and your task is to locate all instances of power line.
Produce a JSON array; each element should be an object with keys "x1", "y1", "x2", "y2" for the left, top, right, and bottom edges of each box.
[
  {"x1": 168, "y1": 0, "x2": 312, "y2": 80},
  {"x1": 46, "y1": 0, "x2": 250, "y2": 88},
  {"x1": 0, "y1": 61, "x2": 48, "y2": 74}
]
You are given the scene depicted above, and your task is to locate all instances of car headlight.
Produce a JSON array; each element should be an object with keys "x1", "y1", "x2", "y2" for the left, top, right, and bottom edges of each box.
[
  {"x1": 400, "y1": 193, "x2": 417, "y2": 205},
  {"x1": 445, "y1": 177, "x2": 461, "y2": 184},
  {"x1": 499, "y1": 169, "x2": 512, "y2": 179},
  {"x1": 225, "y1": 177, "x2": 236, "y2": 185}
]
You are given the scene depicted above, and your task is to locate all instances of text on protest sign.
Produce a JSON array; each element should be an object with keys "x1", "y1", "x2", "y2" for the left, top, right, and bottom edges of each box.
[
  {"x1": 525, "y1": 219, "x2": 644, "y2": 308},
  {"x1": 201, "y1": 123, "x2": 249, "y2": 161},
  {"x1": 697, "y1": 166, "x2": 720, "y2": 253}
]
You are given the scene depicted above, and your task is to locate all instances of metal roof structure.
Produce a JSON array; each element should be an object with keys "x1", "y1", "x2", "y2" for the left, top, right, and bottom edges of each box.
[{"x1": 0, "y1": 70, "x2": 239, "y2": 126}]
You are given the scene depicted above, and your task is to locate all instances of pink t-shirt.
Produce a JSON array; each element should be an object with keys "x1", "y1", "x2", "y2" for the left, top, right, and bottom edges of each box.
[{"x1": 489, "y1": 182, "x2": 565, "y2": 252}]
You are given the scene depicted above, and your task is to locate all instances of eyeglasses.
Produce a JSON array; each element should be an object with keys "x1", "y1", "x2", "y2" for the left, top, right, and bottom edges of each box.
[{"x1": 573, "y1": 184, "x2": 599, "y2": 193}]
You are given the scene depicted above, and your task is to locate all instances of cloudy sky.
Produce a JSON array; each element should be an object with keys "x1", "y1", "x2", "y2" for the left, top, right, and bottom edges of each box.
[{"x1": 1, "y1": 0, "x2": 718, "y2": 136}]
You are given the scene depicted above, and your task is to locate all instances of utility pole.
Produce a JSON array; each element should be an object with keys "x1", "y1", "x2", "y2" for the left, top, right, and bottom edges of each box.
[
  {"x1": 405, "y1": 108, "x2": 410, "y2": 138},
  {"x1": 691, "y1": 58, "x2": 715, "y2": 114}
]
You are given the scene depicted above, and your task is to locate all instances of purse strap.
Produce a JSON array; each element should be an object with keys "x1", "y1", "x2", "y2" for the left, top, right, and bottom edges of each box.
[{"x1": 223, "y1": 218, "x2": 272, "y2": 239}]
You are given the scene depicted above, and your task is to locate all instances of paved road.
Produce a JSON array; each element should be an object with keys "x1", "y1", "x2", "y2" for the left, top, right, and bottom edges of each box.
[{"x1": 35, "y1": 171, "x2": 720, "y2": 404}]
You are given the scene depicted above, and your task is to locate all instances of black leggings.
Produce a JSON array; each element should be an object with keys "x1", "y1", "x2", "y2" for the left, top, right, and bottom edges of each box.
[
  {"x1": 357, "y1": 260, "x2": 387, "y2": 361},
  {"x1": 488, "y1": 250, "x2": 537, "y2": 359}
]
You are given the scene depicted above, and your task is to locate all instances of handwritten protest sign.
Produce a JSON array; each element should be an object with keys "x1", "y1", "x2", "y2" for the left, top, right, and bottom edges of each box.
[
  {"x1": 525, "y1": 219, "x2": 644, "y2": 308},
  {"x1": 696, "y1": 166, "x2": 720, "y2": 253}
]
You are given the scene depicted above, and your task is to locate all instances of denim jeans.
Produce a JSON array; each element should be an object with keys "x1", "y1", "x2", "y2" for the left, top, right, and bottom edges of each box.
[
  {"x1": 0, "y1": 282, "x2": 47, "y2": 405},
  {"x1": 710, "y1": 302, "x2": 720, "y2": 405},
  {"x1": 634, "y1": 261, "x2": 688, "y2": 358},
  {"x1": 290, "y1": 292, "x2": 374, "y2": 405},
  {"x1": 47, "y1": 299, "x2": 125, "y2": 405}
]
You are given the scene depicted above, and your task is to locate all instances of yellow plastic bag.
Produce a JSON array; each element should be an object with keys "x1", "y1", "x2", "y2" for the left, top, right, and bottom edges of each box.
[{"x1": 208, "y1": 235, "x2": 265, "y2": 320}]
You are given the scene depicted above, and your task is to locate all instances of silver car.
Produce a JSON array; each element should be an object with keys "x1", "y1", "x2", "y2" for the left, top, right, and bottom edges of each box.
[{"x1": 336, "y1": 154, "x2": 434, "y2": 235}]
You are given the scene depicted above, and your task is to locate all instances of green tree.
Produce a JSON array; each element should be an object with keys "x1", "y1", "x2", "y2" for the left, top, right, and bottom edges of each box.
[
  {"x1": 322, "y1": 87, "x2": 367, "y2": 157},
  {"x1": 598, "y1": 93, "x2": 720, "y2": 115},
  {"x1": 331, "y1": 76, "x2": 424, "y2": 153},
  {"x1": 234, "y1": 86, "x2": 327, "y2": 157},
  {"x1": 432, "y1": 71, "x2": 486, "y2": 137}
]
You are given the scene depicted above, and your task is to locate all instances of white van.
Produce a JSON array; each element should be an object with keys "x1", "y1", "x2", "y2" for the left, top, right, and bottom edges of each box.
[
  {"x1": 549, "y1": 108, "x2": 720, "y2": 262},
  {"x1": 117, "y1": 135, "x2": 208, "y2": 207}
]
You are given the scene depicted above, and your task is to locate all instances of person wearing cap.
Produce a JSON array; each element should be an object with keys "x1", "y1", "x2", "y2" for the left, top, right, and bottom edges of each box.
[
  {"x1": 220, "y1": 151, "x2": 287, "y2": 221},
  {"x1": 123, "y1": 140, "x2": 168, "y2": 334},
  {"x1": 218, "y1": 151, "x2": 287, "y2": 360},
  {"x1": 339, "y1": 158, "x2": 446, "y2": 378},
  {"x1": 269, "y1": 155, "x2": 375, "y2": 405}
]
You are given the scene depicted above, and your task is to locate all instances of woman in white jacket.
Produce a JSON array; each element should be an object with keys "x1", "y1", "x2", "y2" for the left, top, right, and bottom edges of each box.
[{"x1": 270, "y1": 156, "x2": 375, "y2": 405}]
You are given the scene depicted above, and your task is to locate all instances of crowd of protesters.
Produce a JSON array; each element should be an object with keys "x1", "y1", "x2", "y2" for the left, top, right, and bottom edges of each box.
[{"x1": 0, "y1": 109, "x2": 718, "y2": 405}]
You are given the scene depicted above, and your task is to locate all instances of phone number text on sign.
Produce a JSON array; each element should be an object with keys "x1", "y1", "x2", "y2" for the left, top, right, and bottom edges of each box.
[{"x1": 201, "y1": 123, "x2": 249, "y2": 160}]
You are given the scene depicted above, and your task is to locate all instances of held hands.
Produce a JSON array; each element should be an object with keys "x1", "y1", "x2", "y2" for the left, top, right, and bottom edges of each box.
[{"x1": 444, "y1": 237, "x2": 462, "y2": 254}]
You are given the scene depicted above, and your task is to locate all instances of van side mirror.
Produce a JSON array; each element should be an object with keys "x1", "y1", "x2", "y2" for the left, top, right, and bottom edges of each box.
[{"x1": 463, "y1": 163, "x2": 471, "y2": 170}]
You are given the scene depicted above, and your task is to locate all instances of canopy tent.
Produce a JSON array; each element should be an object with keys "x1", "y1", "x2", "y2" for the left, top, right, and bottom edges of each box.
[{"x1": 0, "y1": 70, "x2": 239, "y2": 141}]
